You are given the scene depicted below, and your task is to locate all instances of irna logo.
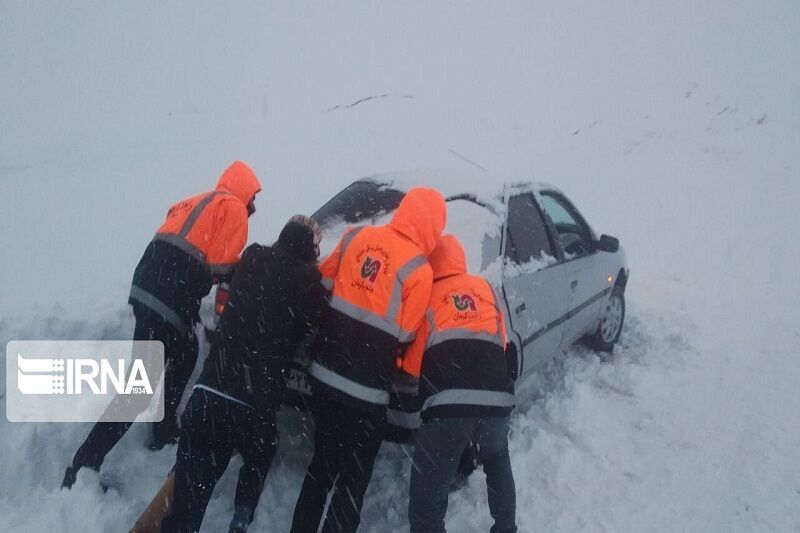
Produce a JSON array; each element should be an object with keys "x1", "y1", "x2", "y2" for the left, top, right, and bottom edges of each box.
[
  {"x1": 17, "y1": 354, "x2": 153, "y2": 395},
  {"x1": 7, "y1": 340, "x2": 164, "y2": 423}
]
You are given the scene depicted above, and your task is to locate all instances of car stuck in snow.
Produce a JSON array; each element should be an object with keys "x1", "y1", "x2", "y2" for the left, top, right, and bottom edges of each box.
[{"x1": 284, "y1": 173, "x2": 629, "y2": 434}]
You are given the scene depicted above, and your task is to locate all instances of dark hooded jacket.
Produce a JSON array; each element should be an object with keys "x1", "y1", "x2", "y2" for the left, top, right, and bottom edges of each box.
[
  {"x1": 196, "y1": 222, "x2": 329, "y2": 411},
  {"x1": 402, "y1": 235, "x2": 514, "y2": 420}
]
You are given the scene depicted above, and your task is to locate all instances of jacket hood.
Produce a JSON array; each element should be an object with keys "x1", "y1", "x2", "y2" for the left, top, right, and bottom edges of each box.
[
  {"x1": 429, "y1": 234, "x2": 467, "y2": 280},
  {"x1": 216, "y1": 160, "x2": 262, "y2": 205},
  {"x1": 389, "y1": 187, "x2": 446, "y2": 256}
]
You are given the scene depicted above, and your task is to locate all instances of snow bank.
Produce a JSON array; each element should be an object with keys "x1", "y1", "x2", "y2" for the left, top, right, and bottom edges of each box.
[{"x1": 2, "y1": 1, "x2": 799, "y2": 531}]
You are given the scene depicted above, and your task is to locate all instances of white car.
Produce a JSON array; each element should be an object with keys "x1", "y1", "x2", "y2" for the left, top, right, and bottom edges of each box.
[{"x1": 286, "y1": 172, "x2": 629, "y2": 433}]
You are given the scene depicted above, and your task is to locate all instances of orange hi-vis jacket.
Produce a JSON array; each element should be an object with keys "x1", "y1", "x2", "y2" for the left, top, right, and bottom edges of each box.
[
  {"x1": 129, "y1": 161, "x2": 261, "y2": 334},
  {"x1": 311, "y1": 187, "x2": 446, "y2": 413},
  {"x1": 402, "y1": 234, "x2": 515, "y2": 419},
  {"x1": 155, "y1": 161, "x2": 261, "y2": 277}
]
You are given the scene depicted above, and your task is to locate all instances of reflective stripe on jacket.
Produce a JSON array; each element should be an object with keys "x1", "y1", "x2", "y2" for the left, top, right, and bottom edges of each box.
[
  {"x1": 322, "y1": 225, "x2": 431, "y2": 342},
  {"x1": 154, "y1": 160, "x2": 261, "y2": 277}
]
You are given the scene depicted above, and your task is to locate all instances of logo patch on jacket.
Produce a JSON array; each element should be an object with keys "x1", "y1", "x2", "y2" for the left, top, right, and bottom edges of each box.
[
  {"x1": 360, "y1": 256, "x2": 382, "y2": 283},
  {"x1": 452, "y1": 293, "x2": 478, "y2": 312}
]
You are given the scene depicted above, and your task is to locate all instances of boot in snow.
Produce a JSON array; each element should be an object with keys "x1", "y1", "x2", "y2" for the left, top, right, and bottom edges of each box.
[
  {"x1": 61, "y1": 465, "x2": 79, "y2": 489},
  {"x1": 228, "y1": 505, "x2": 253, "y2": 533}
]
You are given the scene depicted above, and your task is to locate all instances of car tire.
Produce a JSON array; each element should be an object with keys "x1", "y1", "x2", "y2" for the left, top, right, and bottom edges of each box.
[{"x1": 587, "y1": 285, "x2": 625, "y2": 353}]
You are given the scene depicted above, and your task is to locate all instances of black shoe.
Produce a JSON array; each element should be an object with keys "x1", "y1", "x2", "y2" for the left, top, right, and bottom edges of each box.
[
  {"x1": 228, "y1": 505, "x2": 253, "y2": 533},
  {"x1": 450, "y1": 441, "x2": 479, "y2": 491},
  {"x1": 229, "y1": 522, "x2": 248, "y2": 533},
  {"x1": 61, "y1": 465, "x2": 79, "y2": 489}
]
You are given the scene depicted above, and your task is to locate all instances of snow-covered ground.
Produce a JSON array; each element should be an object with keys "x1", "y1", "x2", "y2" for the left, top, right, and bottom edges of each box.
[{"x1": 1, "y1": 1, "x2": 799, "y2": 531}]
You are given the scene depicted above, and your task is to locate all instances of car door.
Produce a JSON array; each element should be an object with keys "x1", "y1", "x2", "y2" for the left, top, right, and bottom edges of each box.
[
  {"x1": 501, "y1": 192, "x2": 569, "y2": 377},
  {"x1": 538, "y1": 191, "x2": 607, "y2": 346}
]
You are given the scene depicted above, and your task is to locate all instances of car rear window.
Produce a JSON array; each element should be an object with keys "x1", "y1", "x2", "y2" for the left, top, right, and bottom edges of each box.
[
  {"x1": 311, "y1": 180, "x2": 405, "y2": 226},
  {"x1": 313, "y1": 180, "x2": 500, "y2": 272}
]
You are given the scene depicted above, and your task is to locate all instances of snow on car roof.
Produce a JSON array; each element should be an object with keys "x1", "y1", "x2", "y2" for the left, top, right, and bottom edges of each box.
[
  {"x1": 356, "y1": 169, "x2": 560, "y2": 208},
  {"x1": 316, "y1": 169, "x2": 568, "y2": 286}
]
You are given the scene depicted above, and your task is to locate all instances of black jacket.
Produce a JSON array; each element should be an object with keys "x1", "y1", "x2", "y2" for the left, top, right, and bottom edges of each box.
[
  {"x1": 197, "y1": 228, "x2": 329, "y2": 411},
  {"x1": 419, "y1": 339, "x2": 514, "y2": 420},
  {"x1": 129, "y1": 238, "x2": 212, "y2": 331},
  {"x1": 312, "y1": 306, "x2": 408, "y2": 414}
]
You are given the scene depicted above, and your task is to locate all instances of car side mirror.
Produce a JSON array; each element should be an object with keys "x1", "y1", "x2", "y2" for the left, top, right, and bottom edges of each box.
[{"x1": 595, "y1": 234, "x2": 619, "y2": 253}]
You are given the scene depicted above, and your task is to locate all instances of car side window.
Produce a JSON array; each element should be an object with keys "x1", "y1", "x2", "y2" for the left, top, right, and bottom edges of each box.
[
  {"x1": 504, "y1": 193, "x2": 554, "y2": 264},
  {"x1": 540, "y1": 193, "x2": 591, "y2": 257}
]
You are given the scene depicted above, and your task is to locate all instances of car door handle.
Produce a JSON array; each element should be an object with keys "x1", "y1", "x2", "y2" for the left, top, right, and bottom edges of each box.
[
  {"x1": 515, "y1": 303, "x2": 526, "y2": 314},
  {"x1": 571, "y1": 280, "x2": 578, "y2": 290}
]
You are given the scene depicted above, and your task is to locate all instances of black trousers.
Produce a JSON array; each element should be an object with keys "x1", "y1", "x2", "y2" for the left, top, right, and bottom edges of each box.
[
  {"x1": 161, "y1": 389, "x2": 278, "y2": 533},
  {"x1": 291, "y1": 397, "x2": 386, "y2": 533},
  {"x1": 409, "y1": 416, "x2": 516, "y2": 533},
  {"x1": 69, "y1": 303, "x2": 198, "y2": 471}
]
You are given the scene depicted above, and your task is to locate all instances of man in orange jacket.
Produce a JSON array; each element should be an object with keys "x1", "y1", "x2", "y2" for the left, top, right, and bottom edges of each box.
[
  {"x1": 290, "y1": 187, "x2": 447, "y2": 533},
  {"x1": 62, "y1": 161, "x2": 261, "y2": 489},
  {"x1": 403, "y1": 235, "x2": 517, "y2": 533}
]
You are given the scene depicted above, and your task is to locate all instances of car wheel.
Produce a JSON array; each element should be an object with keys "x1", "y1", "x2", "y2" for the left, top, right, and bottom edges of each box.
[{"x1": 588, "y1": 285, "x2": 625, "y2": 353}]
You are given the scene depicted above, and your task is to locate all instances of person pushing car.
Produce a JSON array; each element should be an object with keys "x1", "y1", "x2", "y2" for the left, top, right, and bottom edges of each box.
[
  {"x1": 290, "y1": 187, "x2": 447, "y2": 533},
  {"x1": 62, "y1": 161, "x2": 262, "y2": 489},
  {"x1": 401, "y1": 234, "x2": 517, "y2": 533},
  {"x1": 161, "y1": 216, "x2": 328, "y2": 533}
]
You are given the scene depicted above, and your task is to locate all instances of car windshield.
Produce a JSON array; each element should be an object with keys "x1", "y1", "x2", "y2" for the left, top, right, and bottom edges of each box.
[{"x1": 312, "y1": 180, "x2": 405, "y2": 227}]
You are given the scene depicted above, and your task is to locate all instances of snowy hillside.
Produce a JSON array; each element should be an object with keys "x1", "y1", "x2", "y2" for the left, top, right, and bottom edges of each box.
[{"x1": 1, "y1": 1, "x2": 799, "y2": 532}]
